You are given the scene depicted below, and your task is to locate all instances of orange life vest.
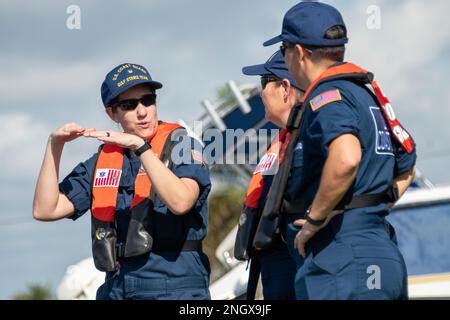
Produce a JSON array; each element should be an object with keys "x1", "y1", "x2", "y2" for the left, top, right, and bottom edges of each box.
[
  {"x1": 90, "y1": 121, "x2": 183, "y2": 271},
  {"x1": 91, "y1": 122, "x2": 182, "y2": 222},
  {"x1": 245, "y1": 129, "x2": 290, "y2": 209},
  {"x1": 234, "y1": 129, "x2": 291, "y2": 260}
]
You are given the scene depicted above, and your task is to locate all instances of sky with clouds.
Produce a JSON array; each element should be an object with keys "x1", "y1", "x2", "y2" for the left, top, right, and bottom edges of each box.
[{"x1": 0, "y1": 0, "x2": 449, "y2": 299}]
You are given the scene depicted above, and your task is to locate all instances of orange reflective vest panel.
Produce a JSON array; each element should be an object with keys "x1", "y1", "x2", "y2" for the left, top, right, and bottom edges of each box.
[{"x1": 91, "y1": 122, "x2": 182, "y2": 222}]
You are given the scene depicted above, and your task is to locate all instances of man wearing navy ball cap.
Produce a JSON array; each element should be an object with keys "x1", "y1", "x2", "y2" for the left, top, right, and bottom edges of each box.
[{"x1": 263, "y1": 2, "x2": 417, "y2": 299}]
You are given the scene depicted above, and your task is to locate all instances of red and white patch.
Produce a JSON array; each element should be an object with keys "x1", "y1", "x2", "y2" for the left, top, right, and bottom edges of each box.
[
  {"x1": 254, "y1": 153, "x2": 278, "y2": 174},
  {"x1": 93, "y1": 169, "x2": 122, "y2": 187}
]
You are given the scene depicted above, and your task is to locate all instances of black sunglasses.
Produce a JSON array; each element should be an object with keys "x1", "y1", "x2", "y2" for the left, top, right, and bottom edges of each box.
[
  {"x1": 280, "y1": 41, "x2": 296, "y2": 56},
  {"x1": 281, "y1": 42, "x2": 314, "y2": 57},
  {"x1": 111, "y1": 93, "x2": 157, "y2": 111},
  {"x1": 260, "y1": 75, "x2": 280, "y2": 89}
]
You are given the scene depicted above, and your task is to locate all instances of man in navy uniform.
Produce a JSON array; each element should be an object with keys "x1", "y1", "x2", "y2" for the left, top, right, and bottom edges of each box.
[{"x1": 263, "y1": 2, "x2": 417, "y2": 299}]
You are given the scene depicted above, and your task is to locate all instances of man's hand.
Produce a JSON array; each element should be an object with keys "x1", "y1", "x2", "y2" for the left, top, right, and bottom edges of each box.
[
  {"x1": 293, "y1": 209, "x2": 343, "y2": 256},
  {"x1": 84, "y1": 130, "x2": 145, "y2": 150},
  {"x1": 293, "y1": 220, "x2": 321, "y2": 257}
]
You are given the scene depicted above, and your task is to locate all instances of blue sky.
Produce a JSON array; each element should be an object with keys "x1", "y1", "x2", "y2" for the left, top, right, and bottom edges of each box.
[{"x1": 0, "y1": 0, "x2": 449, "y2": 299}]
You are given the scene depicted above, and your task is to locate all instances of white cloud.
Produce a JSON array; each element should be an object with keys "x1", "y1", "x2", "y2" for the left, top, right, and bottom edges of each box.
[
  {"x1": 0, "y1": 112, "x2": 99, "y2": 182},
  {"x1": 0, "y1": 113, "x2": 50, "y2": 181},
  {"x1": 342, "y1": 0, "x2": 450, "y2": 108},
  {"x1": 0, "y1": 61, "x2": 104, "y2": 106}
]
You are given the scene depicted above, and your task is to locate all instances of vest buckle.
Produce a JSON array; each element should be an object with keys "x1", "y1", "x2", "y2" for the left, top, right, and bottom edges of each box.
[{"x1": 116, "y1": 242, "x2": 126, "y2": 258}]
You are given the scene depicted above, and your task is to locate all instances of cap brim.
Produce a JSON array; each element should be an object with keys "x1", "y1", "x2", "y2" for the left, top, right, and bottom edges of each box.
[
  {"x1": 242, "y1": 63, "x2": 270, "y2": 76},
  {"x1": 145, "y1": 80, "x2": 163, "y2": 90},
  {"x1": 106, "y1": 79, "x2": 163, "y2": 106},
  {"x1": 263, "y1": 34, "x2": 283, "y2": 47}
]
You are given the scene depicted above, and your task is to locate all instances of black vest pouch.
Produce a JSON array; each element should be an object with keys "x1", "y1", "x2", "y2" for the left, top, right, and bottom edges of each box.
[
  {"x1": 91, "y1": 218, "x2": 117, "y2": 272},
  {"x1": 234, "y1": 206, "x2": 261, "y2": 261},
  {"x1": 252, "y1": 211, "x2": 281, "y2": 251},
  {"x1": 123, "y1": 197, "x2": 154, "y2": 258}
]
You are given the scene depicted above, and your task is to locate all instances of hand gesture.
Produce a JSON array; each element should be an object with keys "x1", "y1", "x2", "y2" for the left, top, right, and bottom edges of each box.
[
  {"x1": 50, "y1": 123, "x2": 95, "y2": 145},
  {"x1": 83, "y1": 130, "x2": 145, "y2": 150}
]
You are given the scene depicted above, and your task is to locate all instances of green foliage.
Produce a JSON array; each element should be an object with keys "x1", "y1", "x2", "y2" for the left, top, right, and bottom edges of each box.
[{"x1": 13, "y1": 283, "x2": 54, "y2": 300}]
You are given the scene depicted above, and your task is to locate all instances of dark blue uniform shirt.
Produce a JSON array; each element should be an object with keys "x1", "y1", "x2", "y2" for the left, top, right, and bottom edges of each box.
[
  {"x1": 59, "y1": 136, "x2": 211, "y2": 245},
  {"x1": 286, "y1": 79, "x2": 417, "y2": 218},
  {"x1": 284, "y1": 78, "x2": 416, "y2": 300}
]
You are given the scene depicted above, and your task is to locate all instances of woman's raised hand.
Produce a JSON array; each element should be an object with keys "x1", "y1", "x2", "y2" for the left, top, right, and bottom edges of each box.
[
  {"x1": 83, "y1": 130, "x2": 144, "y2": 150},
  {"x1": 50, "y1": 123, "x2": 95, "y2": 144}
]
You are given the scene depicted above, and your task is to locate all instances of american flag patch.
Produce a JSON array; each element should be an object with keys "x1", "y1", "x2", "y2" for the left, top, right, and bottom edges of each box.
[
  {"x1": 310, "y1": 89, "x2": 342, "y2": 111},
  {"x1": 93, "y1": 169, "x2": 122, "y2": 187},
  {"x1": 254, "y1": 153, "x2": 277, "y2": 174}
]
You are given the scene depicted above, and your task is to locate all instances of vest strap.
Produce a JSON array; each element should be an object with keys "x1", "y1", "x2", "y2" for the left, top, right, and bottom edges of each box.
[{"x1": 246, "y1": 257, "x2": 261, "y2": 301}]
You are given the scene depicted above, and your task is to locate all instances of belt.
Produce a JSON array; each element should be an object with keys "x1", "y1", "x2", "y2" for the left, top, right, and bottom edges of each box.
[
  {"x1": 116, "y1": 240, "x2": 202, "y2": 258},
  {"x1": 282, "y1": 186, "x2": 398, "y2": 215},
  {"x1": 152, "y1": 240, "x2": 203, "y2": 253}
]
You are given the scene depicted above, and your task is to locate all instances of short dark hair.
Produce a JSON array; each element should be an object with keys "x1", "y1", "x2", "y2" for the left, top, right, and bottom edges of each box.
[{"x1": 308, "y1": 25, "x2": 346, "y2": 62}]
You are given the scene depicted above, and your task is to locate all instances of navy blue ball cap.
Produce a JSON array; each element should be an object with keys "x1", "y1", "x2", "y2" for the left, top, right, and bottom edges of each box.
[
  {"x1": 242, "y1": 51, "x2": 304, "y2": 91},
  {"x1": 263, "y1": 2, "x2": 348, "y2": 47},
  {"x1": 101, "y1": 63, "x2": 162, "y2": 107}
]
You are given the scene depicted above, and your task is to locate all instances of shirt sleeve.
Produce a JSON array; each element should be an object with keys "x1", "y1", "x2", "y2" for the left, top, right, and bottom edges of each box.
[
  {"x1": 170, "y1": 135, "x2": 211, "y2": 192},
  {"x1": 305, "y1": 87, "x2": 360, "y2": 155},
  {"x1": 59, "y1": 153, "x2": 98, "y2": 220},
  {"x1": 394, "y1": 142, "x2": 417, "y2": 176}
]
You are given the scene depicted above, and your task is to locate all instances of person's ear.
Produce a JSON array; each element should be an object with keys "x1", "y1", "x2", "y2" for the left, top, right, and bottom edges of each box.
[
  {"x1": 281, "y1": 79, "x2": 292, "y2": 100},
  {"x1": 105, "y1": 107, "x2": 119, "y2": 123},
  {"x1": 294, "y1": 44, "x2": 304, "y2": 60},
  {"x1": 295, "y1": 44, "x2": 313, "y2": 63}
]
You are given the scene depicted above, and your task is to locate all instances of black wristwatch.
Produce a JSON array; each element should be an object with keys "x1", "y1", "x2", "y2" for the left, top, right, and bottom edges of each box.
[
  {"x1": 134, "y1": 141, "x2": 152, "y2": 157},
  {"x1": 304, "y1": 208, "x2": 326, "y2": 226}
]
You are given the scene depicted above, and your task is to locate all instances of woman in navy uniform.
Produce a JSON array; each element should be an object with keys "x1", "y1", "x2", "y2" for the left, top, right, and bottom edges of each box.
[
  {"x1": 263, "y1": 2, "x2": 417, "y2": 299},
  {"x1": 240, "y1": 50, "x2": 304, "y2": 299},
  {"x1": 33, "y1": 63, "x2": 211, "y2": 300}
]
